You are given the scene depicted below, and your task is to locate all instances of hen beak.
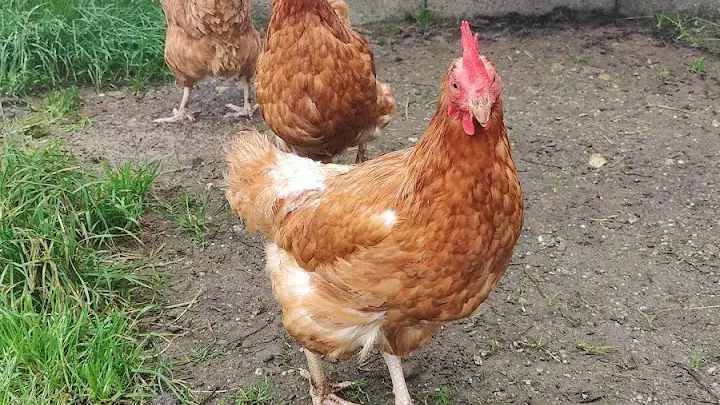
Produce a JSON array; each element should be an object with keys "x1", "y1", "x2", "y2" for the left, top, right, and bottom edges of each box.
[{"x1": 469, "y1": 97, "x2": 491, "y2": 129}]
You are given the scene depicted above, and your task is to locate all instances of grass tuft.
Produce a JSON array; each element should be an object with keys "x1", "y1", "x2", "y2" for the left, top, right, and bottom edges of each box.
[
  {"x1": 656, "y1": 10, "x2": 720, "y2": 53},
  {"x1": 0, "y1": 140, "x2": 159, "y2": 308},
  {"x1": 415, "y1": 0, "x2": 435, "y2": 30},
  {"x1": 234, "y1": 379, "x2": 275, "y2": 404},
  {"x1": 572, "y1": 53, "x2": 589, "y2": 64},
  {"x1": 158, "y1": 186, "x2": 214, "y2": 244},
  {"x1": 0, "y1": 135, "x2": 186, "y2": 404},
  {"x1": 686, "y1": 353, "x2": 704, "y2": 371},
  {"x1": 576, "y1": 342, "x2": 614, "y2": 355},
  {"x1": 2, "y1": 87, "x2": 91, "y2": 139},
  {"x1": 0, "y1": 0, "x2": 169, "y2": 95},
  {"x1": 344, "y1": 379, "x2": 370, "y2": 404},
  {"x1": 689, "y1": 56, "x2": 706, "y2": 73},
  {"x1": 422, "y1": 386, "x2": 451, "y2": 405}
]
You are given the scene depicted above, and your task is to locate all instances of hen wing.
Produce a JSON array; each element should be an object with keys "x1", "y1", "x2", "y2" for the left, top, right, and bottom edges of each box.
[{"x1": 274, "y1": 150, "x2": 408, "y2": 271}]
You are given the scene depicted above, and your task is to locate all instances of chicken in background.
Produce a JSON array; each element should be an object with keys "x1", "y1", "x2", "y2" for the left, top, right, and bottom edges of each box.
[
  {"x1": 154, "y1": 0, "x2": 261, "y2": 123},
  {"x1": 226, "y1": 21, "x2": 524, "y2": 405},
  {"x1": 254, "y1": 0, "x2": 396, "y2": 163}
]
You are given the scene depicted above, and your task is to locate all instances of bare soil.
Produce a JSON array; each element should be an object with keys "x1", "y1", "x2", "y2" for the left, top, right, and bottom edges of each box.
[{"x1": 61, "y1": 20, "x2": 719, "y2": 405}]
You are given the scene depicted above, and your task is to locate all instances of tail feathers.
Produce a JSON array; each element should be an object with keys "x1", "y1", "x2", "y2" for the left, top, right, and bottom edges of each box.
[
  {"x1": 375, "y1": 79, "x2": 397, "y2": 129},
  {"x1": 225, "y1": 130, "x2": 280, "y2": 235},
  {"x1": 225, "y1": 129, "x2": 349, "y2": 237}
]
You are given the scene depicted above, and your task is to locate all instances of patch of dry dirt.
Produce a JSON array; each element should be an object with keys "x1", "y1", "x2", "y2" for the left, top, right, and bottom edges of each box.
[{"x1": 62, "y1": 20, "x2": 719, "y2": 405}]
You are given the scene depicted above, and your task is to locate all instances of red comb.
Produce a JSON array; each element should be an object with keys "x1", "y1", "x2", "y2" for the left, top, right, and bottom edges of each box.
[{"x1": 460, "y1": 20, "x2": 489, "y2": 80}]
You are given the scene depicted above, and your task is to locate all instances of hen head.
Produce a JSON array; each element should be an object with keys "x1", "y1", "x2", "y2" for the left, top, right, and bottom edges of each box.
[{"x1": 446, "y1": 21, "x2": 502, "y2": 136}]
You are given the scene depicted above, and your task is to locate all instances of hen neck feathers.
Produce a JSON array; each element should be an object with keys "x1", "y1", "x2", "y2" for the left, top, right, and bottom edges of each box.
[{"x1": 400, "y1": 91, "x2": 513, "y2": 206}]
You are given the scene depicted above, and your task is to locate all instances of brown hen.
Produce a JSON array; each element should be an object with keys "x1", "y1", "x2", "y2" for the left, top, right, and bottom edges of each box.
[
  {"x1": 254, "y1": 0, "x2": 396, "y2": 163},
  {"x1": 226, "y1": 21, "x2": 524, "y2": 405},
  {"x1": 155, "y1": 0, "x2": 261, "y2": 123}
]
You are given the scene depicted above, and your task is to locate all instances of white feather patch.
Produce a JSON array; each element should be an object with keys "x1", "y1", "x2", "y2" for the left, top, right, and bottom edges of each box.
[
  {"x1": 266, "y1": 243, "x2": 315, "y2": 296},
  {"x1": 334, "y1": 313, "x2": 384, "y2": 360},
  {"x1": 379, "y1": 209, "x2": 398, "y2": 227},
  {"x1": 271, "y1": 154, "x2": 327, "y2": 200}
]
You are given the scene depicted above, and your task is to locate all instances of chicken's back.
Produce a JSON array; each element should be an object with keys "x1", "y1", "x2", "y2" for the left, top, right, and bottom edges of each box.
[
  {"x1": 161, "y1": 0, "x2": 261, "y2": 87},
  {"x1": 255, "y1": 0, "x2": 390, "y2": 161}
]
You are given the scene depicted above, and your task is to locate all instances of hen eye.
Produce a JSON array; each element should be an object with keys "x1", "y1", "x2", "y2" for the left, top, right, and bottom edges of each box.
[
  {"x1": 492, "y1": 76, "x2": 496, "y2": 84},
  {"x1": 451, "y1": 82, "x2": 459, "y2": 91}
]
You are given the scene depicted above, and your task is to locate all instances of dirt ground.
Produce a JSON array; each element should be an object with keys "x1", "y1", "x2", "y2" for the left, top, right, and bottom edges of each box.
[{"x1": 61, "y1": 19, "x2": 719, "y2": 405}]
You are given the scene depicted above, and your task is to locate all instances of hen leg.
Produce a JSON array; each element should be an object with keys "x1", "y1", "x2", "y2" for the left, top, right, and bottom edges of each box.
[
  {"x1": 154, "y1": 87, "x2": 194, "y2": 123},
  {"x1": 225, "y1": 77, "x2": 259, "y2": 118},
  {"x1": 355, "y1": 143, "x2": 367, "y2": 164},
  {"x1": 301, "y1": 349, "x2": 359, "y2": 405},
  {"x1": 383, "y1": 352, "x2": 414, "y2": 405}
]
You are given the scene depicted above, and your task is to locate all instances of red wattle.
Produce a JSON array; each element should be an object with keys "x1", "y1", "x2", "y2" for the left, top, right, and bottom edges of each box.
[{"x1": 462, "y1": 113, "x2": 475, "y2": 136}]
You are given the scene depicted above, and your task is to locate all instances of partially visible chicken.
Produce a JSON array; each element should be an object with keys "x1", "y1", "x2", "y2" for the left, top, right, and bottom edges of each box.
[
  {"x1": 155, "y1": 0, "x2": 261, "y2": 123},
  {"x1": 255, "y1": 0, "x2": 396, "y2": 163},
  {"x1": 226, "y1": 21, "x2": 523, "y2": 405}
]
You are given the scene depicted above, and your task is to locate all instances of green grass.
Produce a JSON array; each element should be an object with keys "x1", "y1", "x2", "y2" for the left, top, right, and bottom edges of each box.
[
  {"x1": 4, "y1": 87, "x2": 91, "y2": 139},
  {"x1": 415, "y1": 0, "x2": 435, "y2": 30},
  {"x1": 689, "y1": 56, "x2": 706, "y2": 73},
  {"x1": 637, "y1": 308, "x2": 658, "y2": 330},
  {"x1": 158, "y1": 186, "x2": 214, "y2": 244},
  {"x1": 571, "y1": 53, "x2": 589, "y2": 64},
  {"x1": 656, "y1": 10, "x2": 720, "y2": 52},
  {"x1": 549, "y1": 177, "x2": 564, "y2": 193},
  {"x1": 685, "y1": 344, "x2": 720, "y2": 372},
  {"x1": 577, "y1": 342, "x2": 614, "y2": 355},
  {"x1": 234, "y1": 379, "x2": 275, "y2": 404},
  {"x1": 422, "y1": 386, "x2": 451, "y2": 405},
  {"x1": 0, "y1": 0, "x2": 169, "y2": 96},
  {"x1": 344, "y1": 379, "x2": 370, "y2": 404},
  {"x1": 0, "y1": 129, "x2": 189, "y2": 403},
  {"x1": 686, "y1": 353, "x2": 704, "y2": 371},
  {"x1": 463, "y1": 311, "x2": 484, "y2": 330},
  {"x1": 0, "y1": 300, "x2": 172, "y2": 404}
]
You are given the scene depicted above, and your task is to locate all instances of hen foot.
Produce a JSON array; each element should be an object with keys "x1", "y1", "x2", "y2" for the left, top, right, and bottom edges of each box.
[
  {"x1": 154, "y1": 107, "x2": 194, "y2": 123},
  {"x1": 355, "y1": 143, "x2": 367, "y2": 164},
  {"x1": 299, "y1": 369, "x2": 359, "y2": 405},
  {"x1": 383, "y1": 352, "x2": 414, "y2": 405},
  {"x1": 225, "y1": 103, "x2": 259, "y2": 118}
]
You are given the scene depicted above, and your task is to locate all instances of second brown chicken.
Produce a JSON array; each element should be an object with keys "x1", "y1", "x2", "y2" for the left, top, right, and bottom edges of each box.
[
  {"x1": 254, "y1": 0, "x2": 396, "y2": 163},
  {"x1": 155, "y1": 0, "x2": 261, "y2": 123}
]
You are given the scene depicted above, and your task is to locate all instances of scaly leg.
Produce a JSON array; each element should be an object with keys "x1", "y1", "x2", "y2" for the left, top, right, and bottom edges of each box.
[
  {"x1": 226, "y1": 77, "x2": 259, "y2": 118},
  {"x1": 355, "y1": 143, "x2": 367, "y2": 164},
  {"x1": 300, "y1": 349, "x2": 359, "y2": 405},
  {"x1": 383, "y1": 352, "x2": 413, "y2": 405},
  {"x1": 154, "y1": 87, "x2": 194, "y2": 123}
]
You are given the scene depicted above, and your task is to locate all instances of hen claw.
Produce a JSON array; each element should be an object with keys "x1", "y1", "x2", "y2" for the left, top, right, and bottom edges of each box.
[
  {"x1": 299, "y1": 369, "x2": 359, "y2": 405},
  {"x1": 355, "y1": 143, "x2": 369, "y2": 164},
  {"x1": 225, "y1": 103, "x2": 259, "y2": 118},
  {"x1": 154, "y1": 108, "x2": 195, "y2": 123}
]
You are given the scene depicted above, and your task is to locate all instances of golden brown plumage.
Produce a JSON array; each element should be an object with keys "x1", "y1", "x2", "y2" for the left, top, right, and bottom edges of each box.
[
  {"x1": 254, "y1": 0, "x2": 396, "y2": 163},
  {"x1": 226, "y1": 21, "x2": 523, "y2": 405},
  {"x1": 155, "y1": 0, "x2": 261, "y2": 122}
]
